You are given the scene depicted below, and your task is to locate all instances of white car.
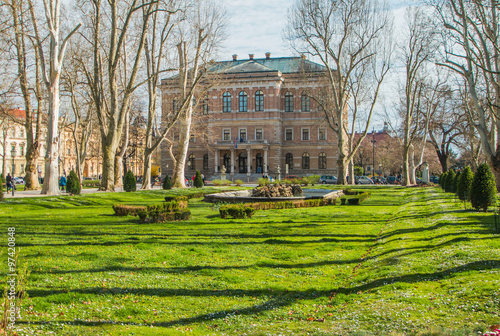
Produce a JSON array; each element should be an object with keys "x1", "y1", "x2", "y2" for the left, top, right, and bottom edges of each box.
[
  {"x1": 357, "y1": 176, "x2": 374, "y2": 184},
  {"x1": 13, "y1": 177, "x2": 24, "y2": 184}
]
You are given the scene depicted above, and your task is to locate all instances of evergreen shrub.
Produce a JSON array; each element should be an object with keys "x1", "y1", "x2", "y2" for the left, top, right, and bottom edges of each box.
[
  {"x1": 470, "y1": 163, "x2": 497, "y2": 212},
  {"x1": 66, "y1": 170, "x2": 81, "y2": 195},
  {"x1": 162, "y1": 175, "x2": 172, "y2": 190},
  {"x1": 446, "y1": 170, "x2": 456, "y2": 193},
  {"x1": 193, "y1": 170, "x2": 204, "y2": 188},
  {"x1": 124, "y1": 170, "x2": 136, "y2": 192},
  {"x1": 457, "y1": 166, "x2": 474, "y2": 201}
]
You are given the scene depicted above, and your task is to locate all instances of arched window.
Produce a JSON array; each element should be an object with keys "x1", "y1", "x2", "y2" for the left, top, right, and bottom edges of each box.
[
  {"x1": 285, "y1": 92, "x2": 294, "y2": 112},
  {"x1": 318, "y1": 152, "x2": 327, "y2": 169},
  {"x1": 255, "y1": 91, "x2": 264, "y2": 111},
  {"x1": 286, "y1": 153, "x2": 293, "y2": 170},
  {"x1": 223, "y1": 92, "x2": 232, "y2": 112},
  {"x1": 203, "y1": 154, "x2": 209, "y2": 170},
  {"x1": 239, "y1": 91, "x2": 248, "y2": 112},
  {"x1": 11, "y1": 128, "x2": 15, "y2": 137},
  {"x1": 188, "y1": 154, "x2": 195, "y2": 170},
  {"x1": 301, "y1": 92, "x2": 310, "y2": 112},
  {"x1": 302, "y1": 153, "x2": 310, "y2": 169}
]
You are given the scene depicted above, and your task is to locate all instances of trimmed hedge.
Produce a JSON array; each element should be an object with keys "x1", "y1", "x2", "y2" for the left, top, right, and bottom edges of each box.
[
  {"x1": 113, "y1": 204, "x2": 147, "y2": 216},
  {"x1": 471, "y1": 163, "x2": 497, "y2": 212},
  {"x1": 124, "y1": 170, "x2": 137, "y2": 192},
  {"x1": 219, "y1": 197, "x2": 338, "y2": 218},
  {"x1": 457, "y1": 166, "x2": 474, "y2": 201},
  {"x1": 346, "y1": 192, "x2": 371, "y2": 205},
  {"x1": 219, "y1": 205, "x2": 255, "y2": 219},
  {"x1": 82, "y1": 180, "x2": 101, "y2": 187},
  {"x1": 194, "y1": 170, "x2": 204, "y2": 188},
  {"x1": 162, "y1": 175, "x2": 172, "y2": 190},
  {"x1": 139, "y1": 208, "x2": 191, "y2": 223}
]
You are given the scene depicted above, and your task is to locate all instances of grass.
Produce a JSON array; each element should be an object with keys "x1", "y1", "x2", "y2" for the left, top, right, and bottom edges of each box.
[{"x1": 0, "y1": 186, "x2": 499, "y2": 335}]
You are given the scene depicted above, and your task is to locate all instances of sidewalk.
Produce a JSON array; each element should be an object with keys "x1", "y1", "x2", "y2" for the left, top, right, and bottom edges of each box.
[{"x1": 2, "y1": 184, "x2": 165, "y2": 198}]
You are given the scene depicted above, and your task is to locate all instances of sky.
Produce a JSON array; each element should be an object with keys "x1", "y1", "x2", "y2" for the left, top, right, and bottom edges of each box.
[
  {"x1": 218, "y1": 0, "x2": 419, "y2": 130},
  {"x1": 219, "y1": 0, "x2": 416, "y2": 61}
]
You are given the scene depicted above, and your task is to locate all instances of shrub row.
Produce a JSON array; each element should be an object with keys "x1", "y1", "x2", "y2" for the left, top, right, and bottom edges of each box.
[
  {"x1": 219, "y1": 205, "x2": 255, "y2": 219},
  {"x1": 139, "y1": 208, "x2": 191, "y2": 223},
  {"x1": 82, "y1": 180, "x2": 101, "y2": 187},
  {"x1": 219, "y1": 197, "x2": 337, "y2": 218},
  {"x1": 148, "y1": 201, "x2": 182, "y2": 213},
  {"x1": 343, "y1": 188, "x2": 365, "y2": 196},
  {"x1": 113, "y1": 204, "x2": 147, "y2": 216}
]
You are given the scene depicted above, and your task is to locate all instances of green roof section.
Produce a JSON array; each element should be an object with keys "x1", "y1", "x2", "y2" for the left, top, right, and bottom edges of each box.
[{"x1": 209, "y1": 56, "x2": 327, "y2": 74}]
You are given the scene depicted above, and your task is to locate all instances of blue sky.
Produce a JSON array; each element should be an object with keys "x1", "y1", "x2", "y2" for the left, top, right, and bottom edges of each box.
[{"x1": 219, "y1": 0, "x2": 416, "y2": 61}]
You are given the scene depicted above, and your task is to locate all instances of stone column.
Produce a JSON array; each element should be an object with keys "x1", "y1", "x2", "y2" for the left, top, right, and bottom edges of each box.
[
  {"x1": 246, "y1": 147, "x2": 251, "y2": 176},
  {"x1": 230, "y1": 148, "x2": 235, "y2": 174},
  {"x1": 264, "y1": 147, "x2": 268, "y2": 173},
  {"x1": 214, "y1": 148, "x2": 219, "y2": 173}
]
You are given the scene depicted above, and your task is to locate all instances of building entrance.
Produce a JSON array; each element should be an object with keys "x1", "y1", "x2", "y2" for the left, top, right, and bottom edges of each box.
[
  {"x1": 256, "y1": 153, "x2": 263, "y2": 173},
  {"x1": 239, "y1": 152, "x2": 247, "y2": 173}
]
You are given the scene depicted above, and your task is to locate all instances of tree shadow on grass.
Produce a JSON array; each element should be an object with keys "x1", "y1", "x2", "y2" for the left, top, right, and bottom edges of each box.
[{"x1": 22, "y1": 259, "x2": 500, "y2": 328}]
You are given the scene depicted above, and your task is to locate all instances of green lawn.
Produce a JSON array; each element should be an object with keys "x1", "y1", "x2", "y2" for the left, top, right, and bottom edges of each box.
[{"x1": 0, "y1": 186, "x2": 499, "y2": 335}]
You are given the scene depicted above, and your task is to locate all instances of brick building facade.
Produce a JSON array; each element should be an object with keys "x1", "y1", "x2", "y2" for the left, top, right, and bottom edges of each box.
[{"x1": 161, "y1": 54, "x2": 340, "y2": 179}]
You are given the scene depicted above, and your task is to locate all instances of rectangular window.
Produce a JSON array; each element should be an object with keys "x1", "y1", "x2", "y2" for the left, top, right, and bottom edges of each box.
[
  {"x1": 302, "y1": 128, "x2": 310, "y2": 141},
  {"x1": 203, "y1": 133, "x2": 208, "y2": 143},
  {"x1": 318, "y1": 128, "x2": 326, "y2": 141},
  {"x1": 239, "y1": 128, "x2": 247, "y2": 142},
  {"x1": 223, "y1": 129, "x2": 231, "y2": 141},
  {"x1": 190, "y1": 134, "x2": 196, "y2": 143},
  {"x1": 285, "y1": 128, "x2": 293, "y2": 141},
  {"x1": 255, "y1": 128, "x2": 263, "y2": 140},
  {"x1": 20, "y1": 146, "x2": 24, "y2": 156}
]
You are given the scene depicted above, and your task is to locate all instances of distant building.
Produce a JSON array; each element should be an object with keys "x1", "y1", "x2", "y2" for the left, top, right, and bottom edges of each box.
[{"x1": 161, "y1": 53, "x2": 342, "y2": 178}]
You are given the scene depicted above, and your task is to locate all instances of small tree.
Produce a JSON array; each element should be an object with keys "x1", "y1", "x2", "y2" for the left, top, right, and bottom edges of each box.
[
  {"x1": 446, "y1": 170, "x2": 456, "y2": 193},
  {"x1": 193, "y1": 170, "x2": 204, "y2": 188},
  {"x1": 124, "y1": 170, "x2": 137, "y2": 192},
  {"x1": 354, "y1": 166, "x2": 364, "y2": 176},
  {"x1": 162, "y1": 175, "x2": 172, "y2": 190},
  {"x1": 457, "y1": 166, "x2": 474, "y2": 201},
  {"x1": 439, "y1": 172, "x2": 447, "y2": 189},
  {"x1": 453, "y1": 171, "x2": 461, "y2": 194},
  {"x1": 470, "y1": 163, "x2": 497, "y2": 212},
  {"x1": 66, "y1": 170, "x2": 81, "y2": 195},
  {"x1": 0, "y1": 175, "x2": 4, "y2": 201}
]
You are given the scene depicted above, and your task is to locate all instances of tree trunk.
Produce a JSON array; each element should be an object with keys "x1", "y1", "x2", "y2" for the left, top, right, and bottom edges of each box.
[
  {"x1": 41, "y1": 89, "x2": 61, "y2": 195},
  {"x1": 402, "y1": 145, "x2": 411, "y2": 186},
  {"x1": 141, "y1": 150, "x2": 153, "y2": 189},
  {"x1": 171, "y1": 106, "x2": 193, "y2": 188},
  {"x1": 114, "y1": 154, "x2": 123, "y2": 188},
  {"x1": 437, "y1": 151, "x2": 448, "y2": 173},
  {"x1": 100, "y1": 144, "x2": 116, "y2": 191}
]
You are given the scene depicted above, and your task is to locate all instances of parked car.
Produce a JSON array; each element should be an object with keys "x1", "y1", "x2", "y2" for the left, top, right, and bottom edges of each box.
[
  {"x1": 372, "y1": 176, "x2": 387, "y2": 184},
  {"x1": 357, "y1": 176, "x2": 374, "y2": 184},
  {"x1": 386, "y1": 176, "x2": 400, "y2": 184},
  {"x1": 430, "y1": 176, "x2": 440, "y2": 184},
  {"x1": 13, "y1": 177, "x2": 24, "y2": 184},
  {"x1": 319, "y1": 175, "x2": 338, "y2": 184},
  {"x1": 284, "y1": 175, "x2": 299, "y2": 180}
]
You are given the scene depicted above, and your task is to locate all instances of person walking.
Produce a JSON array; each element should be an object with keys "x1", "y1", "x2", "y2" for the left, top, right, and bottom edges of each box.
[
  {"x1": 59, "y1": 175, "x2": 67, "y2": 191},
  {"x1": 5, "y1": 173, "x2": 12, "y2": 193}
]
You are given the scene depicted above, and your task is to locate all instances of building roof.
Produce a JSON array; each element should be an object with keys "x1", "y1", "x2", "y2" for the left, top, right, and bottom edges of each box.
[
  {"x1": 7, "y1": 108, "x2": 26, "y2": 120},
  {"x1": 209, "y1": 56, "x2": 327, "y2": 74}
]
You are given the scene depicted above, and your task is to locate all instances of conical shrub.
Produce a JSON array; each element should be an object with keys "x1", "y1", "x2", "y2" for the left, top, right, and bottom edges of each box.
[
  {"x1": 470, "y1": 163, "x2": 497, "y2": 212},
  {"x1": 66, "y1": 170, "x2": 81, "y2": 195},
  {"x1": 162, "y1": 175, "x2": 172, "y2": 190},
  {"x1": 124, "y1": 170, "x2": 137, "y2": 192},
  {"x1": 457, "y1": 166, "x2": 474, "y2": 201},
  {"x1": 446, "y1": 170, "x2": 456, "y2": 193},
  {"x1": 453, "y1": 171, "x2": 461, "y2": 195},
  {"x1": 439, "y1": 172, "x2": 447, "y2": 189},
  {"x1": 193, "y1": 170, "x2": 203, "y2": 188}
]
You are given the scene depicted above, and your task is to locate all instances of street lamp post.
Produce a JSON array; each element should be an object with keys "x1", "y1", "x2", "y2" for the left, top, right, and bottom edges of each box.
[
  {"x1": 379, "y1": 163, "x2": 382, "y2": 176},
  {"x1": 11, "y1": 149, "x2": 16, "y2": 196}
]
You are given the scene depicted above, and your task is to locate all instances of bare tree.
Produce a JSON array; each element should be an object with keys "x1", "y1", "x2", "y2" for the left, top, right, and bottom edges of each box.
[
  {"x1": 140, "y1": 0, "x2": 180, "y2": 189},
  {"x1": 28, "y1": 0, "x2": 80, "y2": 194},
  {"x1": 168, "y1": 0, "x2": 226, "y2": 188},
  {"x1": 399, "y1": 6, "x2": 438, "y2": 186},
  {"x1": 4, "y1": 0, "x2": 45, "y2": 190},
  {"x1": 78, "y1": 0, "x2": 157, "y2": 191},
  {"x1": 285, "y1": 0, "x2": 392, "y2": 185},
  {"x1": 431, "y1": 0, "x2": 500, "y2": 188}
]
